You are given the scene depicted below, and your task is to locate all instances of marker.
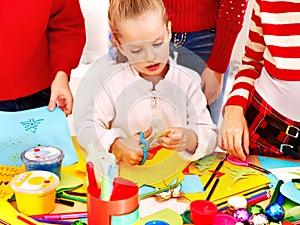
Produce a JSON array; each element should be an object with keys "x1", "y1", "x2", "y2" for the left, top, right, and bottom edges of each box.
[
  {"x1": 33, "y1": 218, "x2": 73, "y2": 225},
  {"x1": 31, "y1": 211, "x2": 87, "y2": 220},
  {"x1": 270, "y1": 180, "x2": 284, "y2": 205},
  {"x1": 86, "y1": 161, "x2": 98, "y2": 189}
]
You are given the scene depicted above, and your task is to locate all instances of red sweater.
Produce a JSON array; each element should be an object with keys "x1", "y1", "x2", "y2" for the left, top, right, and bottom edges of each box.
[
  {"x1": 225, "y1": 0, "x2": 300, "y2": 112},
  {"x1": 163, "y1": 0, "x2": 248, "y2": 73},
  {"x1": 0, "y1": 0, "x2": 86, "y2": 100}
]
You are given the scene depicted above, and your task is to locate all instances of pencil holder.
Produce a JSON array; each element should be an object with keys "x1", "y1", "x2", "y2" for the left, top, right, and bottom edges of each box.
[
  {"x1": 21, "y1": 146, "x2": 64, "y2": 179},
  {"x1": 87, "y1": 177, "x2": 139, "y2": 225}
]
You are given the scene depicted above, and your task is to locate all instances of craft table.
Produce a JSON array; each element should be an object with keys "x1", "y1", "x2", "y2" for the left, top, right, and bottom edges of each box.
[{"x1": 8, "y1": 151, "x2": 299, "y2": 225}]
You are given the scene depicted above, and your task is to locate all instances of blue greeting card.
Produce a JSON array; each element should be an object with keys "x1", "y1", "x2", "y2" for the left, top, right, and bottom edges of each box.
[{"x1": 0, "y1": 106, "x2": 78, "y2": 166}]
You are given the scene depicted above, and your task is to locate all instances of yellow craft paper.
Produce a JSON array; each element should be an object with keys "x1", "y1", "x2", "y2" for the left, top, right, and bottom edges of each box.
[
  {"x1": 120, "y1": 149, "x2": 189, "y2": 188},
  {"x1": 0, "y1": 165, "x2": 25, "y2": 201},
  {"x1": 185, "y1": 159, "x2": 271, "y2": 204},
  {"x1": 140, "y1": 208, "x2": 183, "y2": 225},
  {"x1": 0, "y1": 200, "x2": 43, "y2": 224},
  {"x1": 72, "y1": 137, "x2": 189, "y2": 188}
]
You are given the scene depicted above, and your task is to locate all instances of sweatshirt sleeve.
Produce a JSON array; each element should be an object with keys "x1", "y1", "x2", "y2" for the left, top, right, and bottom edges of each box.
[
  {"x1": 224, "y1": 0, "x2": 265, "y2": 113},
  {"x1": 206, "y1": 0, "x2": 248, "y2": 73},
  {"x1": 48, "y1": 0, "x2": 86, "y2": 78}
]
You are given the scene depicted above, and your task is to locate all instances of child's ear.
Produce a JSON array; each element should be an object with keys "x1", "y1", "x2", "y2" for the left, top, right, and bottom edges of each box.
[{"x1": 167, "y1": 21, "x2": 172, "y2": 41}]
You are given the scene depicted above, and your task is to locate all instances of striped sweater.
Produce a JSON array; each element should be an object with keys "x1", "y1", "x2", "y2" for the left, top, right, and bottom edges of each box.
[{"x1": 225, "y1": 0, "x2": 300, "y2": 112}]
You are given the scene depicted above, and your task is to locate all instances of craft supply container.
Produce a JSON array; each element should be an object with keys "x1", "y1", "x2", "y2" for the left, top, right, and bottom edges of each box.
[
  {"x1": 10, "y1": 170, "x2": 59, "y2": 215},
  {"x1": 87, "y1": 177, "x2": 139, "y2": 225},
  {"x1": 21, "y1": 146, "x2": 64, "y2": 178},
  {"x1": 190, "y1": 200, "x2": 218, "y2": 225}
]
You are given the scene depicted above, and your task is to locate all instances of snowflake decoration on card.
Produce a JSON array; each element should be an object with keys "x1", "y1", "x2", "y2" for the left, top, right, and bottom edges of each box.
[
  {"x1": 227, "y1": 166, "x2": 259, "y2": 184},
  {"x1": 20, "y1": 118, "x2": 44, "y2": 133}
]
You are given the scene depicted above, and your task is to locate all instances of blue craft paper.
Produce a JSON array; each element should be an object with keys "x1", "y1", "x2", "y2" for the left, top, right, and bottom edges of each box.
[
  {"x1": 258, "y1": 156, "x2": 300, "y2": 169},
  {"x1": 139, "y1": 185, "x2": 157, "y2": 196},
  {"x1": 0, "y1": 106, "x2": 78, "y2": 166},
  {"x1": 181, "y1": 174, "x2": 205, "y2": 194},
  {"x1": 258, "y1": 156, "x2": 300, "y2": 190}
]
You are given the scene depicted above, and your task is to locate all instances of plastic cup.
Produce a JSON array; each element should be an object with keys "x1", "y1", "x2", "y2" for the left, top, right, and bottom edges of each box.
[
  {"x1": 10, "y1": 170, "x2": 59, "y2": 215},
  {"x1": 190, "y1": 200, "x2": 218, "y2": 225},
  {"x1": 21, "y1": 146, "x2": 64, "y2": 178}
]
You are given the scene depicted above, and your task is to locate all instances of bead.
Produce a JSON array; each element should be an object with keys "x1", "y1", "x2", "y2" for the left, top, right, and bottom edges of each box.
[
  {"x1": 265, "y1": 203, "x2": 285, "y2": 223},
  {"x1": 248, "y1": 213, "x2": 269, "y2": 225},
  {"x1": 247, "y1": 204, "x2": 264, "y2": 216},
  {"x1": 233, "y1": 208, "x2": 251, "y2": 222}
]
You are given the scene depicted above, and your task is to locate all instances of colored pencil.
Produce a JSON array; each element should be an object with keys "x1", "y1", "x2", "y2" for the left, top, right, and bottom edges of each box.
[
  {"x1": 206, "y1": 177, "x2": 220, "y2": 201},
  {"x1": 0, "y1": 219, "x2": 11, "y2": 225},
  {"x1": 33, "y1": 218, "x2": 73, "y2": 225},
  {"x1": 247, "y1": 191, "x2": 271, "y2": 206},
  {"x1": 17, "y1": 215, "x2": 37, "y2": 225}
]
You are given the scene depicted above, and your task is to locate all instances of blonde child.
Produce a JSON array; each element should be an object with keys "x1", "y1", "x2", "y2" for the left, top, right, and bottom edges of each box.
[{"x1": 76, "y1": 0, "x2": 217, "y2": 166}]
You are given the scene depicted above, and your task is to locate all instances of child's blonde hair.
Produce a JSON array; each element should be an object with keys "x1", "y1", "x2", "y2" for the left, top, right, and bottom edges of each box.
[{"x1": 108, "y1": 0, "x2": 168, "y2": 63}]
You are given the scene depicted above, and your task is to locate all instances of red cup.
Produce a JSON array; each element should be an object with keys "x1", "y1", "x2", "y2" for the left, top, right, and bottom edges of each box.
[
  {"x1": 190, "y1": 200, "x2": 218, "y2": 225},
  {"x1": 87, "y1": 177, "x2": 139, "y2": 225}
]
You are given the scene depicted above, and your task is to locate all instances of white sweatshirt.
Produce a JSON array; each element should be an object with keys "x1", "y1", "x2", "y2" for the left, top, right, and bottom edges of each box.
[{"x1": 76, "y1": 60, "x2": 217, "y2": 161}]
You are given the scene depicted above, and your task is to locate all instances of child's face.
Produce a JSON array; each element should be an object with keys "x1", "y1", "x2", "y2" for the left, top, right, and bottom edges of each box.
[{"x1": 117, "y1": 12, "x2": 170, "y2": 78}]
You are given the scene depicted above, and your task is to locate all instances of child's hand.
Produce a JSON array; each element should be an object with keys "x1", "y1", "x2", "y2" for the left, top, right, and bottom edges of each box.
[
  {"x1": 110, "y1": 130, "x2": 154, "y2": 166},
  {"x1": 159, "y1": 127, "x2": 198, "y2": 153}
]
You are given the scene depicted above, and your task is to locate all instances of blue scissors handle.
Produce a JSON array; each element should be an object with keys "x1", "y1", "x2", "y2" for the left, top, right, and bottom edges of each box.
[{"x1": 139, "y1": 131, "x2": 149, "y2": 165}]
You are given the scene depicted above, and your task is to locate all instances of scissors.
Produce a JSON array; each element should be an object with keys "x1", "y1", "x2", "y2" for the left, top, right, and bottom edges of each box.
[
  {"x1": 139, "y1": 131, "x2": 149, "y2": 165},
  {"x1": 227, "y1": 155, "x2": 271, "y2": 174}
]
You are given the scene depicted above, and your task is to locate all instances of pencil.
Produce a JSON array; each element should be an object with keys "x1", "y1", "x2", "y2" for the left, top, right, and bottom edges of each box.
[
  {"x1": 202, "y1": 153, "x2": 228, "y2": 191},
  {"x1": 247, "y1": 191, "x2": 271, "y2": 206},
  {"x1": 206, "y1": 177, "x2": 220, "y2": 201},
  {"x1": 0, "y1": 219, "x2": 11, "y2": 225},
  {"x1": 17, "y1": 215, "x2": 37, "y2": 225}
]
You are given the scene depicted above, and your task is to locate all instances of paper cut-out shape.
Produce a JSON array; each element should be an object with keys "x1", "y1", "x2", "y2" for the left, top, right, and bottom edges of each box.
[{"x1": 227, "y1": 166, "x2": 259, "y2": 184}]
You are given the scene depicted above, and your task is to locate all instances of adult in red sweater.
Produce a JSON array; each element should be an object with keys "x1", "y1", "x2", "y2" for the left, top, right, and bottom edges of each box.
[
  {"x1": 163, "y1": 0, "x2": 248, "y2": 124},
  {"x1": 0, "y1": 0, "x2": 86, "y2": 116}
]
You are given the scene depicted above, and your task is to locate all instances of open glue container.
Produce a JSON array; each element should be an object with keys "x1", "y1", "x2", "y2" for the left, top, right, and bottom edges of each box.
[
  {"x1": 21, "y1": 146, "x2": 64, "y2": 179},
  {"x1": 10, "y1": 170, "x2": 59, "y2": 215}
]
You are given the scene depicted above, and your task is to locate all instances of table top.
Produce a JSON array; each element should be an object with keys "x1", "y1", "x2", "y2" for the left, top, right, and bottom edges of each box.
[{"x1": 9, "y1": 152, "x2": 299, "y2": 224}]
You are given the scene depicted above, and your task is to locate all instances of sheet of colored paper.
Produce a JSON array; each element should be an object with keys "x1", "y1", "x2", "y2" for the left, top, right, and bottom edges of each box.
[
  {"x1": 0, "y1": 106, "x2": 78, "y2": 166},
  {"x1": 185, "y1": 155, "x2": 271, "y2": 203},
  {"x1": 139, "y1": 198, "x2": 188, "y2": 218},
  {"x1": 0, "y1": 201, "x2": 43, "y2": 225},
  {"x1": 181, "y1": 174, "x2": 204, "y2": 194},
  {"x1": 120, "y1": 149, "x2": 189, "y2": 188}
]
